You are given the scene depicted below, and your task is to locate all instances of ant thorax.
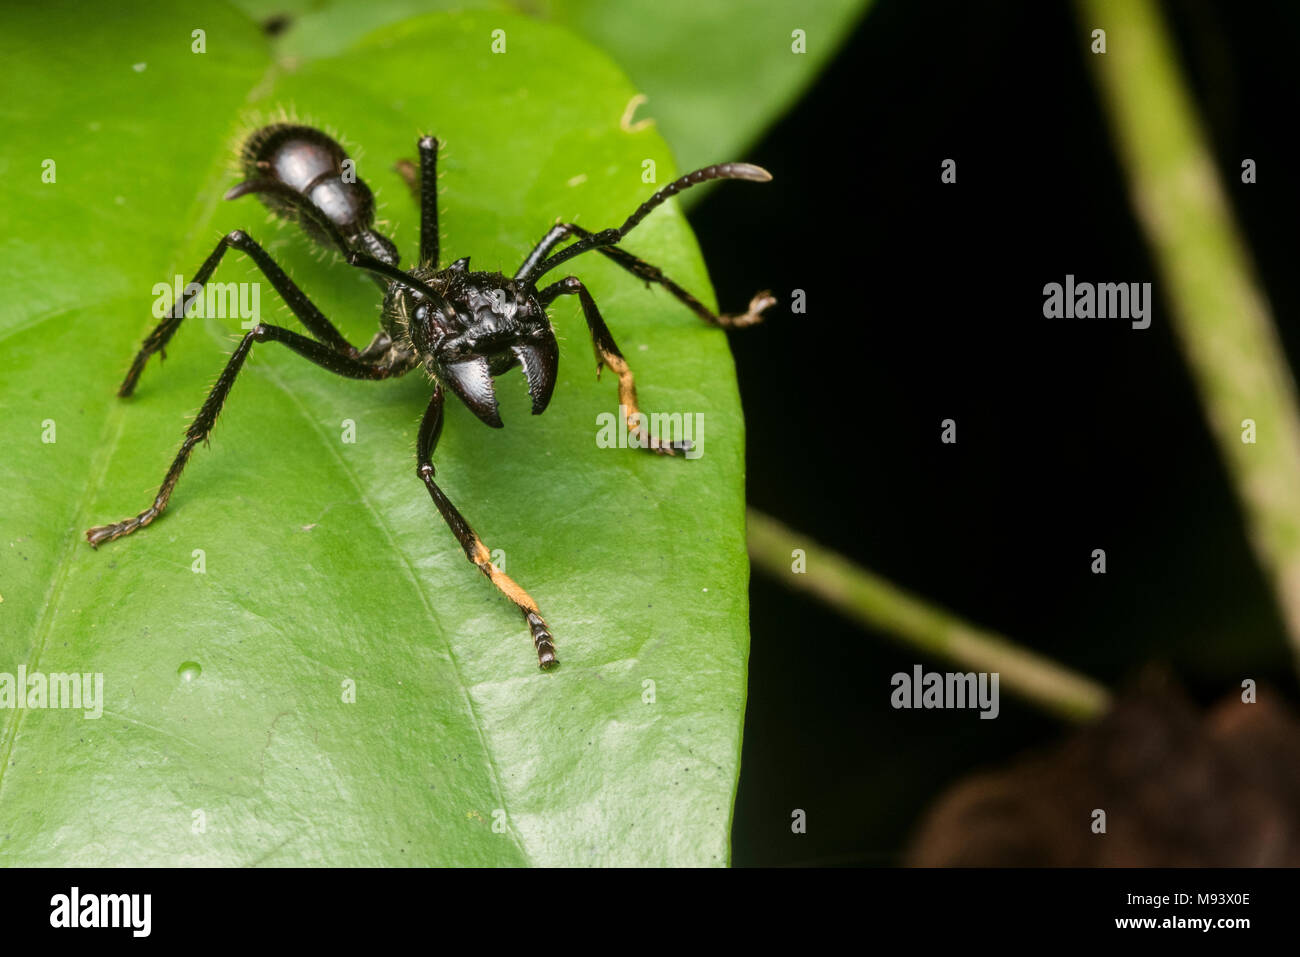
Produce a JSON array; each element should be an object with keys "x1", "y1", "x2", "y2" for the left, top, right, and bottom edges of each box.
[
  {"x1": 383, "y1": 265, "x2": 537, "y2": 359},
  {"x1": 383, "y1": 262, "x2": 558, "y2": 427}
]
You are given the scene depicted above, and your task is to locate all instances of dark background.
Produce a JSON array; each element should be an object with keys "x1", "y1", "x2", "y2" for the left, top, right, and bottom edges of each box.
[{"x1": 690, "y1": 0, "x2": 1300, "y2": 865}]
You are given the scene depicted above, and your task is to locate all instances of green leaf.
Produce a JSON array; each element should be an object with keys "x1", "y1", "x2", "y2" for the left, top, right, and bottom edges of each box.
[
  {"x1": 233, "y1": 0, "x2": 873, "y2": 189},
  {"x1": 0, "y1": 1, "x2": 751, "y2": 865}
]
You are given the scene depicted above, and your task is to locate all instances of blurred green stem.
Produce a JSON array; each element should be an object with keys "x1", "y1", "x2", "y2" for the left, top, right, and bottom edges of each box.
[
  {"x1": 747, "y1": 509, "x2": 1111, "y2": 722},
  {"x1": 1080, "y1": 0, "x2": 1300, "y2": 671}
]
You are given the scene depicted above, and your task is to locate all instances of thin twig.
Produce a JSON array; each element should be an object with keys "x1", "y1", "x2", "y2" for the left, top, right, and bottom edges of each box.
[
  {"x1": 747, "y1": 509, "x2": 1112, "y2": 722},
  {"x1": 1079, "y1": 0, "x2": 1300, "y2": 671}
]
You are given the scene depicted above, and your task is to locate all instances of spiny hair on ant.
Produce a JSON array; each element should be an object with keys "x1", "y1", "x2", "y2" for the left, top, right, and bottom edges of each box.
[{"x1": 88, "y1": 121, "x2": 776, "y2": 670}]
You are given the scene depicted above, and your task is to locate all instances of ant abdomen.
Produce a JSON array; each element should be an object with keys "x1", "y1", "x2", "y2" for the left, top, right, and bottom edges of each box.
[{"x1": 226, "y1": 124, "x2": 398, "y2": 264}]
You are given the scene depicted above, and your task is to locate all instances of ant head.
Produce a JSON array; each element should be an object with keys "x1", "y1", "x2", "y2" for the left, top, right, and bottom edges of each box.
[{"x1": 399, "y1": 264, "x2": 557, "y2": 428}]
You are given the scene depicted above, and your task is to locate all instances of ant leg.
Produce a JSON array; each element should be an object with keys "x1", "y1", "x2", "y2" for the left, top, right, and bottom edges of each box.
[
  {"x1": 403, "y1": 136, "x2": 439, "y2": 267},
  {"x1": 415, "y1": 387, "x2": 558, "y2": 669},
  {"x1": 514, "y1": 223, "x2": 571, "y2": 281},
  {"x1": 518, "y1": 222, "x2": 773, "y2": 328},
  {"x1": 538, "y1": 275, "x2": 691, "y2": 456},
  {"x1": 344, "y1": 251, "x2": 458, "y2": 318},
  {"x1": 120, "y1": 229, "x2": 362, "y2": 398},
  {"x1": 395, "y1": 135, "x2": 440, "y2": 267},
  {"x1": 517, "y1": 161, "x2": 771, "y2": 283},
  {"x1": 87, "y1": 324, "x2": 400, "y2": 548}
]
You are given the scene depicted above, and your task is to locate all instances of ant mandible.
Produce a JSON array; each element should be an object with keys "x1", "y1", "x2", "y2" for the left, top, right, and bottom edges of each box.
[{"x1": 86, "y1": 124, "x2": 775, "y2": 669}]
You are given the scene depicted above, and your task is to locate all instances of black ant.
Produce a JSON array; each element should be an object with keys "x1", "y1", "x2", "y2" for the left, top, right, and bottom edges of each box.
[{"x1": 87, "y1": 124, "x2": 774, "y2": 669}]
